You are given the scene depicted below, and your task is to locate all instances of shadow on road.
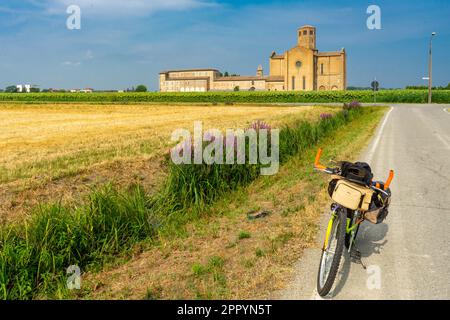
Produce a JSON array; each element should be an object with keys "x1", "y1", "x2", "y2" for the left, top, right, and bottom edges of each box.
[
  {"x1": 329, "y1": 222, "x2": 389, "y2": 297},
  {"x1": 358, "y1": 222, "x2": 389, "y2": 258}
]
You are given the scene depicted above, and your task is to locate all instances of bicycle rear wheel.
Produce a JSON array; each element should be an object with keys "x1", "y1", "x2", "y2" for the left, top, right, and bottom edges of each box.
[{"x1": 317, "y1": 207, "x2": 346, "y2": 297}]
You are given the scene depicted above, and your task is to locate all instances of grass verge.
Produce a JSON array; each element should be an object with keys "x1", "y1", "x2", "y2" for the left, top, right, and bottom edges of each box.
[{"x1": 82, "y1": 106, "x2": 387, "y2": 299}]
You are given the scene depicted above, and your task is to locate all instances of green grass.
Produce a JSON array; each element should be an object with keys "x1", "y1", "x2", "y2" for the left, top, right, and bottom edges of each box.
[
  {"x1": 162, "y1": 107, "x2": 364, "y2": 212},
  {"x1": 0, "y1": 90, "x2": 449, "y2": 104},
  {"x1": 0, "y1": 185, "x2": 160, "y2": 299},
  {"x1": 255, "y1": 248, "x2": 265, "y2": 258},
  {"x1": 191, "y1": 256, "x2": 227, "y2": 299},
  {"x1": 0, "y1": 106, "x2": 375, "y2": 300},
  {"x1": 238, "y1": 231, "x2": 251, "y2": 240}
]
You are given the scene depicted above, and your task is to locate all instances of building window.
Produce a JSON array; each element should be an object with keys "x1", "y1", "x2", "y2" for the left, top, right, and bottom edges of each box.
[
  {"x1": 292, "y1": 76, "x2": 295, "y2": 90},
  {"x1": 321, "y1": 63, "x2": 324, "y2": 75},
  {"x1": 310, "y1": 30, "x2": 314, "y2": 35},
  {"x1": 251, "y1": 80, "x2": 255, "y2": 85},
  {"x1": 302, "y1": 76, "x2": 306, "y2": 90},
  {"x1": 303, "y1": 30, "x2": 307, "y2": 35}
]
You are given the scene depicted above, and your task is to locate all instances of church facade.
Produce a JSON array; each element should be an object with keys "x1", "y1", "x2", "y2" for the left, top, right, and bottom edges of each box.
[{"x1": 159, "y1": 25, "x2": 346, "y2": 92}]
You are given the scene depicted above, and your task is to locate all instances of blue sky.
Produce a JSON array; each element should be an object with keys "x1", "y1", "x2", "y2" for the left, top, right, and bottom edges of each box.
[{"x1": 0, "y1": 0, "x2": 449, "y2": 91}]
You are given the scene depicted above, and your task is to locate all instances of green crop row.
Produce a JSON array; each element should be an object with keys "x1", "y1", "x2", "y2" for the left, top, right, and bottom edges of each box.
[{"x1": 0, "y1": 90, "x2": 449, "y2": 104}]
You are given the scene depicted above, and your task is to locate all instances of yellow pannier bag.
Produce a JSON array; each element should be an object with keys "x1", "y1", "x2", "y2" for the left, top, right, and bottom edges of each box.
[{"x1": 331, "y1": 179, "x2": 374, "y2": 211}]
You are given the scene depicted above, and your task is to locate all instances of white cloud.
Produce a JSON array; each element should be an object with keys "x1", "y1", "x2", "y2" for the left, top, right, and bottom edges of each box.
[
  {"x1": 46, "y1": 0, "x2": 216, "y2": 16},
  {"x1": 62, "y1": 61, "x2": 81, "y2": 66}
]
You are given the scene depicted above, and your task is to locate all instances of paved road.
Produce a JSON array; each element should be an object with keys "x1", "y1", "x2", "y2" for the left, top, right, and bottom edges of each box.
[{"x1": 279, "y1": 104, "x2": 450, "y2": 300}]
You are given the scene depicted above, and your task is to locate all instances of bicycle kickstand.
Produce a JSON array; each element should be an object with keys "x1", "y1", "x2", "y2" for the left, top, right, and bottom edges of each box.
[{"x1": 350, "y1": 248, "x2": 367, "y2": 270}]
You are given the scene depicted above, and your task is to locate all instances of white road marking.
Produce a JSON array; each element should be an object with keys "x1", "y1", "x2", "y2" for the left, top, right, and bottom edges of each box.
[
  {"x1": 435, "y1": 133, "x2": 450, "y2": 150},
  {"x1": 366, "y1": 107, "x2": 394, "y2": 164}
]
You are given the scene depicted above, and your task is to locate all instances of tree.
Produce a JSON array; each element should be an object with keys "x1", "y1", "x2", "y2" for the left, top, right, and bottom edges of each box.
[
  {"x1": 135, "y1": 85, "x2": 147, "y2": 92},
  {"x1": 5, "y1": 85, "x2": 17, "y2": 93},
  {"x1": 224, "y1": 71, "x2": 229, "y2": 77},
  {"x1": 447, "y1": 83, "x2": 450, "y2": 89}
]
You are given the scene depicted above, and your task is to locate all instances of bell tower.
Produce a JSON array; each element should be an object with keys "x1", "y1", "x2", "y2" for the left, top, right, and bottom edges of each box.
[{"x1": 297, "y1": 25, "x2": 316, "y2": 50}]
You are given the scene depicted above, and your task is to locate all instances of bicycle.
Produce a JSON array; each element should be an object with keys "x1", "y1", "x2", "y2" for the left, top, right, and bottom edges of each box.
[{"x1": 313, "y1": 148, "x2": 394, "y2": 297}]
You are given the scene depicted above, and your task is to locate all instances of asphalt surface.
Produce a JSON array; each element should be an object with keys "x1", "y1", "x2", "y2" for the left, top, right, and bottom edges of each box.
[{"x1": 279, "y1": 104, "x2": 450, "y2": 300}]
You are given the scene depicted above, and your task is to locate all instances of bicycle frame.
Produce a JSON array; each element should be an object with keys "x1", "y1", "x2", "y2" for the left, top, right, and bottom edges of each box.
[
  {"x1": 323, "y1": 206, "x2": 361, "y2": 252},
  {"x1": 323, "y1": 211, "x2": 337, "y2": 250},
  {"x1": 346, "y1": 210, "x2": 363, "y2": 252}
]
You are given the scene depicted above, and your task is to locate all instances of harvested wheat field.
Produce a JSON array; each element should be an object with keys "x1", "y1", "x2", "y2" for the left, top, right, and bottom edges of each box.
[{"x1": 0, "y1": 103, "x2": 335, "y2": 221}]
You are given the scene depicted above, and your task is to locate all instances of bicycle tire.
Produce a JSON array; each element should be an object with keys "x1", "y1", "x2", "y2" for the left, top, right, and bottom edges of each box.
[{"x1": 317, "y1": 207, "x2": 346, "y2": 297}]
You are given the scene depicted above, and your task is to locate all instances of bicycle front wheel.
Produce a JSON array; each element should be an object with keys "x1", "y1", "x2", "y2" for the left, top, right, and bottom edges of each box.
[{"x1": 317, "y1": 207, "x2": 346, "y2": 297}]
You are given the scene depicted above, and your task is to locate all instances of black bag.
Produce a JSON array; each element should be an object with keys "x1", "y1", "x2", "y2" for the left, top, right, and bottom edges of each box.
[
  {"x1": 328, "y1": 179, "x2": 339, "y2": 197},
  {"x1": 340, "y1": 161, "x2": 373, "y2": 186},
  {"x1": 365, "y1": 188, "x2": 391, "y2": 224}
]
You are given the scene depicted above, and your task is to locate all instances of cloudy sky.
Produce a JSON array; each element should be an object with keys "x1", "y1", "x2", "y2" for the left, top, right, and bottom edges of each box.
[{"x1": 0, "y1": 0, "x2": 449, "y2": 90}]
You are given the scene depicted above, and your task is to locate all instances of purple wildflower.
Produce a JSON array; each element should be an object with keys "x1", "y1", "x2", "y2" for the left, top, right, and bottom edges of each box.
[{"x1": 320, "y1": 113, "x2": 333, "y2": 120}]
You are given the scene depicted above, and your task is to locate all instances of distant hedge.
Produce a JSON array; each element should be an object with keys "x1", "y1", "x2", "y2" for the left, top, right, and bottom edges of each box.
[{"x1": 0, "y1": 90, "x2": 449, "y2": 104}]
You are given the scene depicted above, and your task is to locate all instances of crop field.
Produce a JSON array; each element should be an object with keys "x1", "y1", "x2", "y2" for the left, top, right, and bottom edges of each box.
[{"x1": 0, "y1": 89, "x2": 450, "y2": 104}]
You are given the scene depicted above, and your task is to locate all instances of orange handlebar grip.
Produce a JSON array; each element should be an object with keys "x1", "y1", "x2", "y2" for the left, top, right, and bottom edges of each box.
[
  {"x1": 384, "y1": 170, "x2": 394, "y2": 190},
  {"x1": 314, "y1": 148, "x2": 323, "y2": 168}
]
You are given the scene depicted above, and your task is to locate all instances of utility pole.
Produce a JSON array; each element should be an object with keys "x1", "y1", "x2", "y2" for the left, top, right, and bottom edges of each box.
[{"x1": 428, "y1": 32, "x2": 437, "y2": 104}]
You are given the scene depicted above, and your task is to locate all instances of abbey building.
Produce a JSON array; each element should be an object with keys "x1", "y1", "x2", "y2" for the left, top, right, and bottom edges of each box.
[{"x1": 159, "y1": 25, "x2": 346, "y2": 92}]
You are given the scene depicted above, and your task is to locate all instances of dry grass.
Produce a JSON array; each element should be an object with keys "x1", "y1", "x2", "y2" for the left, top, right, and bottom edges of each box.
[
  {"x1": 0, "y1": 103, "x2": 335, "y2": 222},
  {"x1": 81, "y1": 107, "x2": 387, "y2": 300}
]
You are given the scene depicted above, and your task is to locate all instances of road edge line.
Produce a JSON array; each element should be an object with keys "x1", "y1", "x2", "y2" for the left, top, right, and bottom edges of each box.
[{"x1": 365, "y1": 107, "x2": 393, "y2": 164}]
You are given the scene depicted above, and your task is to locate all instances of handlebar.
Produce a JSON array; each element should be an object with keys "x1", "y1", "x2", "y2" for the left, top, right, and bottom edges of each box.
[
  {"x1": 384, "y1": 170, "x2": 394, "y2": 190},
  {"x1": 313, "y1": 148, "x2": 395, "y2": 191},
  {"x1": 314, "y1": 148, "x2": 327, "y2": 171}
]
